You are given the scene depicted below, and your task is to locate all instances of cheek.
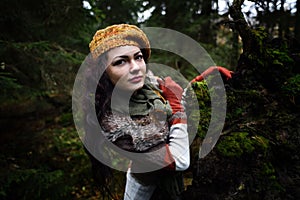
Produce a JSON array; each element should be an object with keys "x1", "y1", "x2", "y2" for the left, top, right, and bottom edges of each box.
[
  {"x1": 106, "y1": 67, "x2": 122, "y2": 85},
  {"x1": 140, "y1": 64, "x2": 146, "y2": 75}
]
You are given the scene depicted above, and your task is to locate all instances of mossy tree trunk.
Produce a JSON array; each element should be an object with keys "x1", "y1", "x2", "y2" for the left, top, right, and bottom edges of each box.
[
  {"x1": 229, "y1": 0, "x2": 294, "y2": 90},
  {"x1": 184, "y1": 1, "x2": 299, "y2": 199}
]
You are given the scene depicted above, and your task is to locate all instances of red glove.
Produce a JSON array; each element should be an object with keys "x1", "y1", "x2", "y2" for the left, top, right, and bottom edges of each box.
[
  {"x1": 190, "y1": 66, "x2": 233, "y2": 83},
  {"x1": 158, "y1": 77, "x2": 187, "y2": 125},
  {"x1": 158, "y1": 77, "x2": 184, "y2": 114}
]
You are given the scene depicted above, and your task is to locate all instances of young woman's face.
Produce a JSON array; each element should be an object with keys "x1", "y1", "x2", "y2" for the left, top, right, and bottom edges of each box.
[{"x1": 106, "y1": 46, "x2": 146, "y2": 92}]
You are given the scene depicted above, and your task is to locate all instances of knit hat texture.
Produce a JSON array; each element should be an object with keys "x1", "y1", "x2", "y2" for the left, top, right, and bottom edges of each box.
[{"x1": 89, "y1": 24, "x2": 151, "y2": 60}]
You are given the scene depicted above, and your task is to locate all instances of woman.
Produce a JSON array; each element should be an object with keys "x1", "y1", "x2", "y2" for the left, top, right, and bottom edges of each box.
[
  {"x1": 85, "y1": 24, "x2": 190, "y2": 200},
  {"x1": 84, "y1": 24, "x2": 232, "y2": 199}
]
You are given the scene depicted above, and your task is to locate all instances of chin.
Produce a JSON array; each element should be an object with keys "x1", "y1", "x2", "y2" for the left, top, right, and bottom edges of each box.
[
  {"x1": 130, "y1": 82, "x2": 144, "y2": 92},
  {"x1": 133, "y1": 84, "x2": 144, "y2": 91}
]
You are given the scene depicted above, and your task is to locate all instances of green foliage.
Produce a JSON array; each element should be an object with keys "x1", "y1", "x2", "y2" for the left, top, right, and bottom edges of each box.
[
  {"x1": 55, "y1": 113, "x2": 74, "y2": 127},
  {"x1": 256, "y1": 162, "x2": 284, "y2": 194},
  {"x1": 86, "y1": 0, "x2": 144, "y2": 27},
  {"x1": 0, "y1": 72, "x2": 22, "y2": 93},
  {"x1": 1, "y1": 40, "x2": 85, "y2": 67},
  {"x1": 202, "y1": 40, "x2": 239, "y2": 69},
  {"x1": 267, "y1": 48, "x2": 293, "y2": 67},
  {"x1": 41, "y1": 126, "x2": 90, "y2": 173},
  {"x1": 143, "y1": 0, "x2": 220, "y2": 44},
  {"x1": 252, "y1": 27, "x2": 268, "y2": 54},
  {"x1": 0, "y1": 40, "x2": 85, "y2": 103},
  {"x1": 261, "y1": 162, "x2": 276, "y2": 180},
  {"x1": 0, "y1": 125, "x2": 97, "y2": 199},
  {"x1": 1, "y1": 169, "x2": 68, "y2": 200},
  {"x1": 216, "y1": 132, "x2": 269, "y2": 157},
  {"x1": 0, "y1": 0, "x2": 93, "y2": 51},
  {"x1": 281, "y1": 74, "x2": 300, "y2": 102}
]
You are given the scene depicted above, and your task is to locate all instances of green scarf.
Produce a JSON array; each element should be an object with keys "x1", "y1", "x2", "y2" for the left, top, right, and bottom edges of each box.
[
  {"x1": 130, "y1": 78, "x2": 172, "y2": 117},
  {"x1": 111, "y1": 77, "x2": 173, "y2": 118}
]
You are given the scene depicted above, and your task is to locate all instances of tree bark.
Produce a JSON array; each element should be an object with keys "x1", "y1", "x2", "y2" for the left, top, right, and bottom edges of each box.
[
  {"x1": 295, "y1": 0, "x2": 300, "y2": 42},
  {"x1": 228, "y1": 0, "x2": 270, "y2": 89},
  {"x1": 229, "y1": 0, "x2": 258, "y2": 55}
]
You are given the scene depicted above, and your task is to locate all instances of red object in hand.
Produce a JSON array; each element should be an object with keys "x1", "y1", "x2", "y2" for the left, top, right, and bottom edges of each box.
[
  {"x1": 190, "y1": 66, "x2": 233, "y2": 83},
  {"x1": 218, "y1": 66, "x2": 233, "y2": 80},
  {"x1": 158, "y1": 76, "x2": 184, "y2": 114}
]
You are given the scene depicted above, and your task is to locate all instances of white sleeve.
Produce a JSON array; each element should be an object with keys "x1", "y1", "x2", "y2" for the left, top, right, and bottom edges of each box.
[{"x1": 168, "y1": 123, "x2": 190, "y2": 171}]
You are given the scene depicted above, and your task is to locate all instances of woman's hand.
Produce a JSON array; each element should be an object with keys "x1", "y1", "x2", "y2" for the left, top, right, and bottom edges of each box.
[
  {"x1": 157, "y1": 76, "x2": 184, "y2": 114},
  {"x1": 158, "y1": 77, "x2": 187, "y2": 125}
]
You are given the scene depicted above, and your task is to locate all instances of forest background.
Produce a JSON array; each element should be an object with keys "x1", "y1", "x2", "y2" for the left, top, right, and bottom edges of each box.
[{"x1": 0, "y1": 0, "x2": 299, "y2": 199}]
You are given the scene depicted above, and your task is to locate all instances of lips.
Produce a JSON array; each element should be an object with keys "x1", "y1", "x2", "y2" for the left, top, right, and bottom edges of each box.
[{"x1": 129, "y1": 76, "x2": 143, "y2": 83}]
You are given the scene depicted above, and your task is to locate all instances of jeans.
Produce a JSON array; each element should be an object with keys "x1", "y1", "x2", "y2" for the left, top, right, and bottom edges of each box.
[{"x1": 124, "y1": 169, "x2": 156, "y2": 200}]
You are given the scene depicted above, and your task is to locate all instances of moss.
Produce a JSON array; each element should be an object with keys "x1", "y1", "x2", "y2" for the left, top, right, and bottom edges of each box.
[
  {"x1": 216, "y1": 132, "x2": 269, "y2": 157},
  {"x1": 226, "y1": 88, "x2": 266, "y2": 121},
  {"x1": 257, "y1": 162, "x2": 284, "y2": 193},
  {"x1": 191, "y1": 81, "x2": 211, "y2": 138},
  {"x1": 191, "y1": 81, "x2": 210, "y2": 106}
]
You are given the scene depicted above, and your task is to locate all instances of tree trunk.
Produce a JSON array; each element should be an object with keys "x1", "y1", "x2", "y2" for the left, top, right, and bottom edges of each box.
[
  {"x1": 199, "y1": 0, "x2": 215, "y2": 44},
  {"x1": 229, "y1": 0, "x2": 258, "y2": 56},
  {"x1": 295, "y1": 0, "x2": 300, "y2": 42},
  {"x1": 228, "y1": 0, "x2": 272, "y2": 89}
]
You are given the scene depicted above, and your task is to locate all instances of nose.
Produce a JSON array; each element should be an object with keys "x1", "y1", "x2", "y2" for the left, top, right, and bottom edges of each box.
[{"x1": 129, "y1": 60, "x2": 140, "y2": 73}]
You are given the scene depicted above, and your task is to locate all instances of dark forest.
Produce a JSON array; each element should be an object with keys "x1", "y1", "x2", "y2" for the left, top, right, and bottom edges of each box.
[{"x1": 0, "y1": 0, "x2": 299, "y2": 199}]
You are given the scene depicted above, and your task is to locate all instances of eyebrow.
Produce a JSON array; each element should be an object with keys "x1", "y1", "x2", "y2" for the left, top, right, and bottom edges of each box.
[{"x1": 112, "y1": 50, "x2": 142, "y2": 60}]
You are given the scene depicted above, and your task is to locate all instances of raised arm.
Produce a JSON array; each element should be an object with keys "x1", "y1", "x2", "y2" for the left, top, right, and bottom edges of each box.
[{"x1": 158, "y1": 76, "x2": 190, "y2": 171}]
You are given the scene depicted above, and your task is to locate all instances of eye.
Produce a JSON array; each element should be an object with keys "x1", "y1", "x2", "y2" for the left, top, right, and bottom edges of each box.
[
  {"x1": 112, "y1": 59, "x2": 126, "y2": 66},
  {"x1": 135, "y1": 54, "x2": 144, "y2": 61}
]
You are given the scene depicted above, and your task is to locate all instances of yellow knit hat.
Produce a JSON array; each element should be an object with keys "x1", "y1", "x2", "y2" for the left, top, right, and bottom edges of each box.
[{"x1": 89, "y1": 24, "x2": 151, "y2": 60}]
